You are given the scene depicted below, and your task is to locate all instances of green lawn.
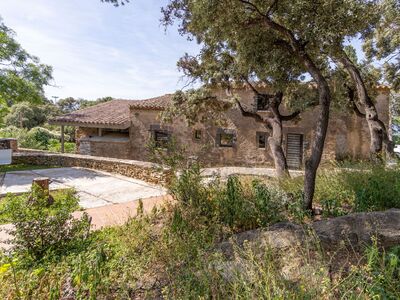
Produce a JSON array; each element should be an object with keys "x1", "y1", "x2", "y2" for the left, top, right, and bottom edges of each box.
[{"x1": 0, "y1": 164, "x2": 58, "y2": 173}]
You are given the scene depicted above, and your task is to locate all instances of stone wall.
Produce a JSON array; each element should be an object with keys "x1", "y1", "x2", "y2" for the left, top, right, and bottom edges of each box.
[
  {"x1": 75, "y1": 127, "x2": 132, "y2": 159},
  {"x1": 12, "y1": 150, "x2": 170, "y2": 186},
  {"x1": 128, "y1": 89, "x2": 390, "y2": 168},
  {"x1": 70, "y1": 87, "x2": 390, "y2": 169}
]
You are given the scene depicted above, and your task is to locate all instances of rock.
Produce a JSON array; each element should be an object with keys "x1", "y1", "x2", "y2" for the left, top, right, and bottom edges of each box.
[
  {"x1": 216, "y1": 209, "x2": 400, "y2": 282},
  {"x1": 220, "y1": 209, "x2": 400, "y2": 259},
  {"x1": 218, "y1": 222, "x2": 305, "y2": 259},
  {"x1": 312, "y1": 208, "x2": 400, "y2": 249}
]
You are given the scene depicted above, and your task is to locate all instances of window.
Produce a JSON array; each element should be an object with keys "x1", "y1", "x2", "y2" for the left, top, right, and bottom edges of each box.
[
  {"x1": 194, "y1": 129, "x2": 202, "y2": 140},
  {"x1": 153, "y1": 130, "x2": 170, "y2": 147},
  {"x1": 216, "y1": 128, "x2": 236, "y2": 147},
  {"x1": 256, "y1": 132, "x2": 268, "y2": 148},
  {"x1": 255, "y1": 94, "x2": 269, "y2": 111},
  {"x1": 150, "y1": 124, "x2": 171, "y2": 148},
  {"x1": 101, "y1": 128, "x2": 129, "y2": 137}
]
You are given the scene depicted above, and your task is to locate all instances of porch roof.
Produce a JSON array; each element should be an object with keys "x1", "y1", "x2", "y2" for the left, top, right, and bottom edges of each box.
[
  {"x1": 49, "y1": 95, "x2": 173, "y2": 129},
  {"x1": 49, "y1": 100, "x2": 135, "y2": 128}
]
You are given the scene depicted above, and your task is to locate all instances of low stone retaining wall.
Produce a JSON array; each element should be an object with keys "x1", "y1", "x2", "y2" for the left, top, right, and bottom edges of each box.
[{"x1": 12, "y1": 149, "x2": 171, "y2": 186}]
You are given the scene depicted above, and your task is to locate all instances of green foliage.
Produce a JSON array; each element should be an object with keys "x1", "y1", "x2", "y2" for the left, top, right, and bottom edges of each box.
[
  {"x1": 147, "y1": 136, "x2": 188, "y2": 171},
  {"x1": 170, "y1": 164, "x2": 289, "y2": 232},
  {"x1": 337, "y1": 241, "x2": 400, "y2": 299},
  {"x1": 1, "y1": 162, "x2": 400, "y2": 297},
  {"x1": 0, "y1": 125, "x2": 72, "y2": 151},
  {"x1": 0, "y1": 187, "x2": 73, "y2": 224},
  {"x1": 364, "y1": 0, "x2": 400, "y2": 90},
  {"x1": 0, "y1": 18, "x2": 52, "y2": 106},
  {"x1": 4, "y1": 185, "x2": 90, "y2": 260},
  {"x1": 4, "y1": 102, "x2": 60, "y2": 129},
  {"x1": 161, "y1": 87, "x2": 233, "y2": 127},
  {"x1": 277, "y1": 163, "x2": 400, "y2": 216},
  {"x1": 56, "y1": 96, "x2": 113, "y2": 114},
  {"x1": 48, "y1": 139, "x2": 76, "y2": 153},
  {"x1": 0, "y1": 164, "x2": 57, "y2": 174}
]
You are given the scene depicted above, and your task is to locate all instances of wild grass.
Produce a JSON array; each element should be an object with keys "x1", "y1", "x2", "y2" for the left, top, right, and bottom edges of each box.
[
  {"x1": 0, "y1": 188, "x2": 79, "y2": 225},
  {"x1": 272, "y1": 162, "x2": 400, "y2": 216},
  {"x1": 0, "y1": 163, "x2": 399, "y2": 298},
  {"x1": 0, "y1": 163, "x2": 58, "y2": 174}
]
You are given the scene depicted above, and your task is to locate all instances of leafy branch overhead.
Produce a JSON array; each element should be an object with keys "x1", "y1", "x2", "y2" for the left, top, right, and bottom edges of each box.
[{"x1": 0, "y1": 18, "x2": 53, "y2": 106}]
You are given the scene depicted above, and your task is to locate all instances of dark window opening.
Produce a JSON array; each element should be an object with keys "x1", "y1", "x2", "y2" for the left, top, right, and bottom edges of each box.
[
  {"x1": 217, "y1": 129, "x2": 236, "y2": 147},
  {"x1": 257, "y1": 132, "x2": 268, "y2": 148},
  {"x1": 256, "y1": 94, "x2": 269, "y2": 111},
  {"x1": 103, "y1": 128, "x2": 129, "y2": 134},
  {"x1": 194, "y1": 129, "x2": 202, "y2": 140},
  {"x1": 99, "y1": 128, "x2": 129, "y2": 138},
  {"x1": 153, "y1": 130, "x2": 170, "y2": 148}
]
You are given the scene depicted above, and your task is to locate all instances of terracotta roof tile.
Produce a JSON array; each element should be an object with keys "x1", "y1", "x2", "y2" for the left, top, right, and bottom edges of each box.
[
  {"x1": 129, "y1": 94, "x2": 172, "y2": 110},
  {"x1": 49, "y1": 95, "x2": 173, "y2": 128},
  {"x1": 49, "y1": 100, "x2": 136, "y2": 128}
]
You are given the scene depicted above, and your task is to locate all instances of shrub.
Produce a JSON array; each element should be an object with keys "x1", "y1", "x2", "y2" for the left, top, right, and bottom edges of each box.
[
  {"x1": 337, "y1": 242, "x2": 400, "y2": 299},
  {"x1": 48, "y1": 139, "x2": 76, "y2": 153},
  {"x1": 5, "y1": 185, "x2": 90, "y2": 260},
  {"x1": 276, "y1": 163, "x2": 400, "y2": 214},
  {"x1": 4, "y1": 102, "x2": 60, "y2": 129},
  {"x1": 343, "y1": 165, "x2": 400, "y2": 212},
  {"x1": 0, "y1": 125, "x2": 72, "y2": 151},
  {"x1": 170, "y1": 164, "x2": 288, "y2": 232}
]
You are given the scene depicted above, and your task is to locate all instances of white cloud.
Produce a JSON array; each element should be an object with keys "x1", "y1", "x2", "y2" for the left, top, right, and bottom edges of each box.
[{"x1": 0, "y1": 0, "x2": 200, "y2": 100}]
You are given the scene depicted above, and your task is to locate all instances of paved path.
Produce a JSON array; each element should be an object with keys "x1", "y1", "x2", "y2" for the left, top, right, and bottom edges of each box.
[{"x1": 0, "y1": 167, "x2": 167, "y2": 209}]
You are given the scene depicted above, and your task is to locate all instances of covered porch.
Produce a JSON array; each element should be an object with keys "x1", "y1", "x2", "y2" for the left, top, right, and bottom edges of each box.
[{"x1": 49, "y1": 99, "x2": 136, "y2": 156}]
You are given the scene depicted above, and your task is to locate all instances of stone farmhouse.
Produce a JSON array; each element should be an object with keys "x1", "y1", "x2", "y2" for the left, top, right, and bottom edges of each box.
[{"x1": 50, "y1": 86, "x2": 391, "y2": 169}]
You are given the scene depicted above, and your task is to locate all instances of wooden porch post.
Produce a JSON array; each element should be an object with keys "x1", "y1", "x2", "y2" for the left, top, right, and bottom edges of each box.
[{"x1": 61, "y1": 125, "x2": 65, "y2": 153}]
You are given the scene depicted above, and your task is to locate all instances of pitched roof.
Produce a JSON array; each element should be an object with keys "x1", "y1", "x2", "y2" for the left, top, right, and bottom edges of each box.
[
  {"x1": 49, "y1": 100, "x2": 136, "y2": 128},
  {"x1": 49, "y1": 95, "x2": 173, "y2": 128},
  {"x1": 129, "y1": 94, "x2": 172, "y2": 110}
]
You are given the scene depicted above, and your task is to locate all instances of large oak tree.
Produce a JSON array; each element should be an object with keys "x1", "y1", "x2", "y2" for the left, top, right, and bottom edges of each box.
[{"x1": 104, "y1": 0, "x2": 393, "y2": 208}]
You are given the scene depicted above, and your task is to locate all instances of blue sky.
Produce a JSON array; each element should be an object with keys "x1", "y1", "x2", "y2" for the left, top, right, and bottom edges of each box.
[{"x1": 0, "y1": 0, "x2": 200, "y2": 100}]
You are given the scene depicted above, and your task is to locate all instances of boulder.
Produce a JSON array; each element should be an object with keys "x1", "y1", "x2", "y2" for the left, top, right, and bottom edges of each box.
[
  {"x1": 220, "y1": 209, "x2": 400, "y2": 257},
  {"x1": 312, "y1": 208, "x2": 400, "y2": 249},
  {"x1": 216, "y1": 209, "x2": 400, "y2": 282}
]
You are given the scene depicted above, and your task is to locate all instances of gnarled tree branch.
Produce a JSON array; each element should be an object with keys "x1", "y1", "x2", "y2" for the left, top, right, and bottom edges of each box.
[{"x1": 234, "y1": 98, "x2": 264, "y2": 123}]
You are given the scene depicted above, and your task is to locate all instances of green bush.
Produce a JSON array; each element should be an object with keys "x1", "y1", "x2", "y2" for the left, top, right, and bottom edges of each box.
[
  {"x1": 276, "y1": 164, "x2": 400, "y2": 215},
  {"x1": 170, "y1": 164, "x2": 288, "y2": 232},
  {"x1": 343, "y1": 165, "x2": 400, "y2": 212},
  {"x1": 0, "y1": 125, "x2": 73, "y2": 151},
  {"x1": 48, "y1": 139, "x2": 76, "y2": 153},
  {"x1": 4, "y1": 102, "x2": 60, "y2": 129},
  {"x1": 4, "y1": 184, "x2": 90, "y2": 260}
]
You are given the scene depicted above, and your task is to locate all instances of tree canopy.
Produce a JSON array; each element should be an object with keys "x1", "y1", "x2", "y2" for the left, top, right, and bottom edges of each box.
[
  {"x1": 364, "y1": 0, "x2": 400, "y2": 90},
  {"x1": 0, "y1": 18, "x2": 53, "y2": 106}
]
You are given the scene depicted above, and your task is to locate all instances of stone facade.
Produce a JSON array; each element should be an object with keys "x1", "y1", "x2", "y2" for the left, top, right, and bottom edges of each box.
[{"x1": 74, "y1": 87, "x2": 390, "y2": 168}]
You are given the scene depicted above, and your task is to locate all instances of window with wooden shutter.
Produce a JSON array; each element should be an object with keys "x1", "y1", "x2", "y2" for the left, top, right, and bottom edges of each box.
[{"x1": 286, "y1": 133, "x2": 303, "y2": 169}]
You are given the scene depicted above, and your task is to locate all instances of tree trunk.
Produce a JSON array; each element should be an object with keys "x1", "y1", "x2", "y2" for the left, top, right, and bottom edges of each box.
[
  {"x1": 235, "y1": 91, "x2": 292, "y2": 178},
  {"x1": 336, "y1": 51, "x2": 393, "y2": 157},
  {"x1": 267, "y1": 93, "x2": 290, "y2": 177},
  {"x1": 268, "y1": 121, "x2": 289, "y2": 177},
  {"x1": 259, "y1": 16, "x2": 332, "y2": 210},
  {"x1": 299, "y1": 55, "x2": 331, "y2": 211}
]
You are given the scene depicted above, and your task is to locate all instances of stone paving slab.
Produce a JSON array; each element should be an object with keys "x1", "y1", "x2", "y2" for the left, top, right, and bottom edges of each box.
[{"x1": 0, "y1": 167, "x2": 167, "y2": 209}]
